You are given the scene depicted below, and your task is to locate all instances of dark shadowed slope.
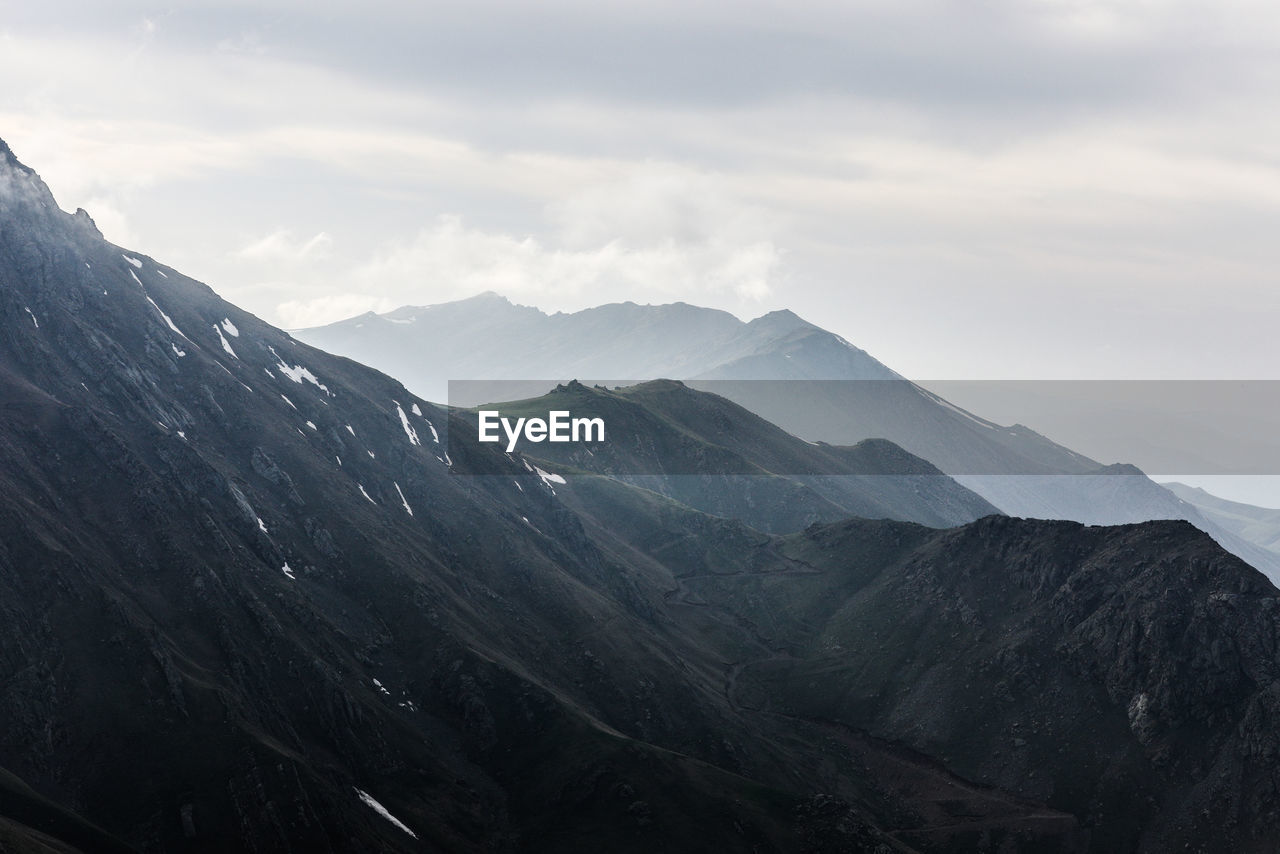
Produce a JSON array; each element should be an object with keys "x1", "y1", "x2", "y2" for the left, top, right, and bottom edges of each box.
[{"x1": 562, "y1": 476, "x2": 1280, "y2": 853}]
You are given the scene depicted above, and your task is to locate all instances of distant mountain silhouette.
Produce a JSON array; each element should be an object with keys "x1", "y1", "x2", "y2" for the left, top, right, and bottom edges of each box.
[{"x1": 298, "y1": 296, "x2": 1280, "y2": 582}]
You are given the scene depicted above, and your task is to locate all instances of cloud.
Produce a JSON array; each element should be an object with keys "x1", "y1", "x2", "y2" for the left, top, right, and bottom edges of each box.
[
  {"x1": 273, "y1": 166, "x2": 786, "y2": 329},
  {"x1": 352, "y1": 213, "x2": 779, "y2": 307},
  {"x1": 6, "y1": 0, "x2": 1280, "y2": 385},
  {"x1": 238, "y1": 229, "x2": 332, "y2": 262},
  {"x1": 549, "y1": 166, "x2": 780, "y2": 248},
  {"x1": 275, "y1": 292, "x2": 397, "y2": 329},
  {"x1": 340, "y1": 166, "x2": 786, "y2": 315},
  {"x1": 78, "y1": 195, "x2": 138, "y2": 246}
]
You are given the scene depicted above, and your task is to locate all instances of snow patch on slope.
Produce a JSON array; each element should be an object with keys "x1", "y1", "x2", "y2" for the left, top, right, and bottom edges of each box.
[
  {"x1": 395, "y1": 403, "x2": 421, "y2": 446},
  {"x1": 354, "y1": 789, "x2": 417, "y2": 839},
  {"x1": 145, "y1": 295, "x2": 191, "y2": 341},
  {"x1": 534, "y1": 466, "x2": 566, "y2": 485},
  {"x1": 268, "y1": 345, "x2": 331, "y2": 396},
  {"x1": 394, "y1": 482, "x2": 413, "y2": 516},
  {"x1": 214, "y1": 324, "x2": 238, "y2": 358}
]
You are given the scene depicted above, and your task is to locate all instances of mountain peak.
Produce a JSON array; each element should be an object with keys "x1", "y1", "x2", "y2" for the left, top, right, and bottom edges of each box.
[
  {"x1": 0, "y1": 136, "x2": 40, "y2": 182},
  {"x1": 747, "y1": 308, "x2": 812, "y2": 333},
  {"x1": 466, "y1": 290, "x2": 511, "y2": 303},
  {"x1": 0, "y1": 136, "x2": 17, "y2": 166},
  {"x1": 0, "y1": 136, "x2": 65, "y2": 222},
  {"x1": 72, "y1": 207, "x2": 103, "y2": 238}
]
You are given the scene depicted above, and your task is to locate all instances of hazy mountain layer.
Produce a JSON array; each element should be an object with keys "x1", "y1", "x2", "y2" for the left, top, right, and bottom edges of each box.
[
  {"x1": 296, "y1": 294, "x2": 896, "y2": 406},
  {"x1": 298, "y1": 296, "x2": 1280, "y2": 582},
  {"x1": 1165, "y1": 482, "x2": 1280, "y2": 553}
]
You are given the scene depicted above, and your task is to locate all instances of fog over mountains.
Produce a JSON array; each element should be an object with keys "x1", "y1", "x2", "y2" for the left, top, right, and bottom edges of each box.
[
  {"x1": 9, "y1": 134, "x2": 1280, "y2": 854},
  {"x1": 299, "y1": 294, "x2": 1280, "y2": 583}
]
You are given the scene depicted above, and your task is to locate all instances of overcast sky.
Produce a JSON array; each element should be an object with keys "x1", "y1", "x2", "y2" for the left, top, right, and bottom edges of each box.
[{"x1": 4, "y1": 0, "x2": 1280, "y2": 383}]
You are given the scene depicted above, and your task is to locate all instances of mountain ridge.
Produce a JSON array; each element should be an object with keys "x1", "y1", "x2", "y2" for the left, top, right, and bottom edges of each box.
[{"x1": 297, "y1": 294, "x2": 1280, "y2": 582}]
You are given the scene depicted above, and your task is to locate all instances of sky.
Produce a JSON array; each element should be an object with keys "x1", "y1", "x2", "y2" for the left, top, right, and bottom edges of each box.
[{"x1": 3, "y1": 0, "x2": 1280, "y2": 385}]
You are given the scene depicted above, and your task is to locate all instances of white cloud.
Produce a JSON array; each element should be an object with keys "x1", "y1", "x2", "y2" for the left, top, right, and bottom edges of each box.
[
  {"x1": 272, "y1": 167, "x2": 786, "y2": 328},
  {"x1": 364, "y1": 166, "x2": 783, "y2": 306},
  {"x1": 549, "y1": 165, "x2": 781, "y2": 249},
  {"x1": 351, "y1": 204, "x2": 781, "y2": 310},
  {"x1": 5, "y1": 0, "x2": 1280, "y2": 381},
  {"x1": 276, "y1": 293, "x2": 397, "y2": 329},
  {"x1": 238, "y1": 229, "x2": 332, "y2": 262}
]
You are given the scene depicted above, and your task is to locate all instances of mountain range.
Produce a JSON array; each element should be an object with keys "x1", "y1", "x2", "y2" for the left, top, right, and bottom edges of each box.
[
  {"x1": 1165, "y1": 482, "x2": 1280, "y2": 553},
  {"x1": 7, "y1": 136, "x2": 1280, "y2": 852},
  {"x1": 295, "y1": 293, "x2": 895, "y2": 405},
  {"x1": 298, "y1": 294, "x2": 1280, "y2": 583}
]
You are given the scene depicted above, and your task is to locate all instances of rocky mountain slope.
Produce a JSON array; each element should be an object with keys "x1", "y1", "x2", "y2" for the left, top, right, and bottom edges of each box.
[
  {"x1": 2, "y1": 137, "x2": 861, "y2": 852},
  {"x1": 556, "y1": 476, "x2": 1280, "y2": 853},
  {"x1": 7, "y1": 137, "x2": 1280, "y2": 852}
]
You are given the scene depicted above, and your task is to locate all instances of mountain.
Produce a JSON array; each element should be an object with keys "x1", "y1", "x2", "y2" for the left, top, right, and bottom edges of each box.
[
  {"x1": 1164, "y1": 482, "x2": 1280, "y2": 553},
  {"x1": 457, "y1": 378, "x2": 1000, "y2": 532},
  {"x1": 555, "y1": 474, "x2": 1280, "y2": 853},
  {"x1": 295, "y1": 294, "x2": 897, "y2": 406},
  {"x1": 677, "y1": 513, "x2": 1280, "y2": 853},
  {"x1": 3, "y1": 138, "x2": 901, "y2": 852},
  {"x1": 9, "y1": 136, "x2": 1280, "y2": 852},
  {"x1": 0, "y1": 135, "x2": 1093, "y2": 853},
  {"x1": 296, "y1": 297, "x2": 1280, "y2": 583}
]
